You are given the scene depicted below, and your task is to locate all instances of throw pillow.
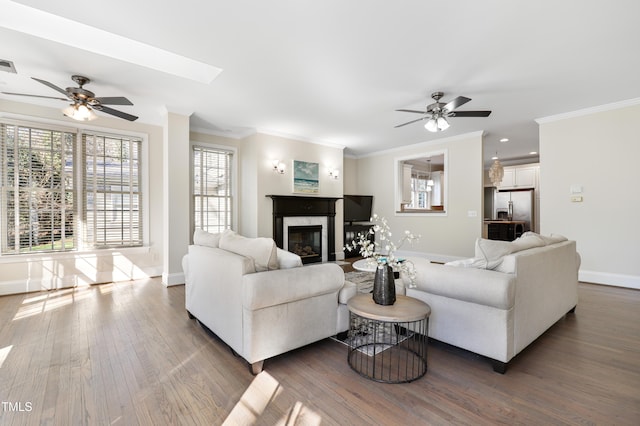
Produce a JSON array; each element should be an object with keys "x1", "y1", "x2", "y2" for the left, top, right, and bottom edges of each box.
[
  {"x1": 543, "y1": 233, "x2": 568, "y2": 245},
  {"x1": 474, "y1": 238, "x2": 514, "y2": 270},
  {"x1": 193, "y1": 228, "x2": 221, "y2": 248},
  {"x1": 219, "y1": 230, "x2": 279, "y2": 272},
  {"x1": 511, "y1": 232, "x2": 545, "y2": 252}
]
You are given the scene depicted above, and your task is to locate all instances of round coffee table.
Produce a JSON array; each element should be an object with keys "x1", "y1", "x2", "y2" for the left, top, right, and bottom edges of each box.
[
  {"x1": 351, "y1": 258, "x2": 378, "y2": 272},
  {"x1": 346, "y1": 294, "x2": 430, "y2": 383}
]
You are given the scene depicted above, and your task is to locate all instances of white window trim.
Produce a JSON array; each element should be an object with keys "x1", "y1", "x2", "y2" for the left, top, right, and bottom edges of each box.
[
  {"x1": 190, "y1": 141, "x2": 237, "y2": 236},
  {"x1": 0, "y1": 113, "x2": 150, "y2": 258},
  {"x1": 394, "y1": 149, "x2": 449, "y2": 217}
]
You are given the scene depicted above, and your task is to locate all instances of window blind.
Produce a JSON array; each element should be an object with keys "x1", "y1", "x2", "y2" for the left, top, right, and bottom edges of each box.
[
  {"x1": 82, "y1": 133, "x2": 142, "y2": 248},
  {"x1": 0, "y1": 122, "x2": 75, "y2": 254},
  {"x1": 192, "y1": 146, "x2": 232, "y2": 234}
]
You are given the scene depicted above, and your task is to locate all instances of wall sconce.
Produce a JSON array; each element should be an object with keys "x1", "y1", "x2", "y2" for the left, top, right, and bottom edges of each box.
[
  {"x1": 272, "y1": 160, "x2": 285, "y2": 174},
  {"x1": 328, "y1": 169, "x2": 340, "y2": 180}
]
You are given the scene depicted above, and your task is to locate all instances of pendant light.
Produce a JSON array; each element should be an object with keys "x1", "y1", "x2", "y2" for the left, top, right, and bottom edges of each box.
[
  {"x1": 426, "y1": 158, "x2": 434, "y2": 186},
  {"x1": 488, "y1": 152, "x2": 504, "y2": 187}
]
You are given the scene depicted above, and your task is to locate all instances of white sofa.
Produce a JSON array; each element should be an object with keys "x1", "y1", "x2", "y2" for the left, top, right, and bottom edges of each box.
[
  {"x1": 403, "y1": 232, "x2": 579, "y2": 373},
  {"x1": 182, "y1": 229, "x2": 356, "y2": 374}
]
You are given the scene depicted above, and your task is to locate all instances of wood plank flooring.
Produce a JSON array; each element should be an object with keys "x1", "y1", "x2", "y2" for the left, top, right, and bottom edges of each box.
[{"x1": 0, "y1": 279, "x2": 638, "y2": 425}]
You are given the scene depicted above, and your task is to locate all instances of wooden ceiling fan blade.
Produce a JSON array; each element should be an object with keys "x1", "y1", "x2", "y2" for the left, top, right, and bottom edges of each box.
[
  {"x1": 94, "y1": 96, "x2": 133, "y2": 106},
  {"x1": 395, "y1": 117, "x2": 426, "y2": 128},
  {"x1": 31, "y1": 77, "x2": 70, "y2": 97},
  {"x1": 95, "y1": 105, "x2": 138, "y2": 121},
  {"x1": 1, "y1": 92, "x2": 68, "y2": 101},
  {"x1": 449, "y1": 110, "x2": 492, "y2": 117},
  {"x1": 443, "y1": 96, "x2": 471, "y2": 112},
  {"x1": 395, "y1": 109, "x2": 427, "y2": 114}
]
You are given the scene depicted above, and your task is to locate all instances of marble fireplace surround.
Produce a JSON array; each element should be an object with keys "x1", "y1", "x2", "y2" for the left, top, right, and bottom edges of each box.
[{"x1": 266, "y1": 195, "x2": 341, "y2": 262}]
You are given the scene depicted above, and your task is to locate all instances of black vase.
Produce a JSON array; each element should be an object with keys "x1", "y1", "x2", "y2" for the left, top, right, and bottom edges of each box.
[{"x1": 373, "y1": 264, "x2": 396, "y2": 305}]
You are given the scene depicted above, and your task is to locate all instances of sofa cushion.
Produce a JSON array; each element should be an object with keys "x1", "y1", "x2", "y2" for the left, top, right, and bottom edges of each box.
[
  {"x1": 193, "y1": 228, "x2": 222, "y2": 248},
  {"x1": 219, "y1": 230, "x2": 279, "y2": 272},
  {"x1": 276, "y1": 248, "x2": 303, "y2": 269}
]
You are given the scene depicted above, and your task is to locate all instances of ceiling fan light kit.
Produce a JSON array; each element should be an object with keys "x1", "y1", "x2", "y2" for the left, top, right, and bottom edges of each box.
[
  {"x1": 396, "y1": 91, "x2": 491, "y2": 132},
  {"x1": 63, "y1": 103, "x2": 97, "y2": 121},
  {"x1": 424, "y1": 114, "x2": 450, "y2": 132},
  {"x1": 1, "y1": 75, "x2": 138, "y2": 122}
]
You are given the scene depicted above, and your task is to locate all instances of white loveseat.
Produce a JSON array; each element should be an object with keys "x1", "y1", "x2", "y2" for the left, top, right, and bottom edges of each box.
[
  {"x1": 404, "y1": 232, "x2": 579, "y2": 373},
  {"x1": 182, "y1": 229, "x2": 356, "y2": 373}
]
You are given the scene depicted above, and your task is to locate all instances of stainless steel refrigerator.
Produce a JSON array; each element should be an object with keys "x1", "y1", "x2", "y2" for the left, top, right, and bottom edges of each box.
[{"x1": 494, "y1": 189, "x2": 535, "y2": 232}]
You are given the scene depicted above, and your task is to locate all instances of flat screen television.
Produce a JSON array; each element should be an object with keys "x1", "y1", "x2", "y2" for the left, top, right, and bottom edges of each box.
[{"x1": 343, "y1": 195, "x2": 373, "y2": 223}]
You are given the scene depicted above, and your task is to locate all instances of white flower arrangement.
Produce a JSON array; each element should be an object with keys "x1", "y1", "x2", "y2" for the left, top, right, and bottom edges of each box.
[{"x1": 345, "y1": 214, "x2": 420, "y2": 287}]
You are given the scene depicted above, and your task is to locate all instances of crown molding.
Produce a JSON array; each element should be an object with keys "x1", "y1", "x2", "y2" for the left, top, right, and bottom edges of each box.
[
  {"x1": 353, "y1": 130, "x2": 485, "y2": 159},
  {"x1": 535, "y1": 97, "x2": 640, "y2": 124}
]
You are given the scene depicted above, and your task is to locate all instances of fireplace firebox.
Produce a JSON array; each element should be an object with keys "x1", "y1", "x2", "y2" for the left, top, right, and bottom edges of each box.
[
  {"x1": 288, "y1": 225, "x2": 322, "y2": 264},
  {"x1": 267, "y1": 195, "x2": 341, "y2": 263}
]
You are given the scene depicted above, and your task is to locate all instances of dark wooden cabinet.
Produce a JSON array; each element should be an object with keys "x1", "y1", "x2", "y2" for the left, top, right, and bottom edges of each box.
[
  {"x1": 344, "y1": 224, "x2": 374, "y2": 258},
  {"x1": 487, "y1": 221, "x2": 525, "y2": 242}
]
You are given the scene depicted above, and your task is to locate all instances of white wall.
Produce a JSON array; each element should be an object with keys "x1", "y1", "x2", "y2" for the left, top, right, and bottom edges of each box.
[
  {"x1": 350, "y1": 132, "x2": 484, "y2": 260},
  {"x1": 0, "y1": 99, "x2": 164, "y2": 295},
  {"x1": 245, "y1": 133, "x2": 345, "y2": 253},
  {"x1": 538, "y1": 101, "x2": 640, "y2": 289}
]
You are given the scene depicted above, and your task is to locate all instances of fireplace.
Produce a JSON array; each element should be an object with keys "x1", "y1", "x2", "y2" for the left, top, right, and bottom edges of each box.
[
  {"x1": 267, "y1": 195, "x2": 341, "y2": 262},
  {"x1": 288, "y1": 225, "x2": 322, "y2": 264}
]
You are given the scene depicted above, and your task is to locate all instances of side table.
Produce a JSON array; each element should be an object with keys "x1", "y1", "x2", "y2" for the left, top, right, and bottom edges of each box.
[{"x1": 347, "y1": 294, "x2": 430, "y2": 383}]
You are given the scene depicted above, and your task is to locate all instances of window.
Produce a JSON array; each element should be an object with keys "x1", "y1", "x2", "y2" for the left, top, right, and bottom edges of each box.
[
  {"x1": 0, "y1": 123, "x2": 75, "y2": 254},
  {"x1": 82, "y1": 133, "x2": 143, "y2": 248},
  {"x1": 409, "y1": 175, "x2": 431, "y2": 209},
  {"x1": 0, "y1": 119, "x2": 144, "y2": 254},
  {"x1": 192, "y1": 145, "x2": 233, "y2": 234}
]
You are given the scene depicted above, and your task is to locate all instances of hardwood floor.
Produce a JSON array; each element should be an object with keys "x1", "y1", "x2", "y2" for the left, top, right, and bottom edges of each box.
[{"x1": 0, "y1": 279, "x2": 638, "y2": 425}]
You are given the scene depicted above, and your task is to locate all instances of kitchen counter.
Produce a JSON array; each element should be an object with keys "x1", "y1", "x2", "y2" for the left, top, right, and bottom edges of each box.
[
  {"x1": 483, "y1": 220, "x2": 526, "y2": 224},
  {"x1": 483, "y1": 221, "x2": 526, "y2": 241}
]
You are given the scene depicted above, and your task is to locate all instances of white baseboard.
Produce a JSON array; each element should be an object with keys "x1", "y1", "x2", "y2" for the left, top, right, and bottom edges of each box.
[
  {"x1": 162, "y1": 272, "x2": 185, "y2": 287},
  {"x1": 579, "y1": 270, "x2": 640, "y2": 290}
]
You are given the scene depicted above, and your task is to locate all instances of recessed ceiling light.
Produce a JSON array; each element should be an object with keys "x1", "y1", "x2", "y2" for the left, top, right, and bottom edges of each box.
[
  {"x1": 500, "y1": 138, "x2": 509, "y2": 143},
  {"x1": 529, "y1": 151, "x2": 538, "y2": 155}
]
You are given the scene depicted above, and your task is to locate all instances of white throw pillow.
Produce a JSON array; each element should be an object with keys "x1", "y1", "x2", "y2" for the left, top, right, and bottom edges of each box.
[
  {"x1": 474, "y1": 238, "x2": 514, "y2": 270},
  {"x1": 276, "y1": 248, "x2": 303, "y2": 269},
  {"x1": 511, "y1": 232, "x2": 545, "y2": 252},
  {"x1": 542, "y1": 233, "x2": 568, "y2": 245},
  {"x1": 193, "y1": 228, "x2": 221, "y2": 248},
  {"x1": 219, "y1": 230, "x2": 279, "y2": 272}
]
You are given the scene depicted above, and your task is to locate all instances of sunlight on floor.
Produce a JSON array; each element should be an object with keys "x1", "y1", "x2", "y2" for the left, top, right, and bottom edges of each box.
[
  {"x1": 0, "y1": 345, "x2": 13, "y2": 369},
  {"x1": 13, "y1": 286, "x2": 95, "y2": 321},
  {"x1": 223, "y1": 371, "x2": 322, "y2": 425}
]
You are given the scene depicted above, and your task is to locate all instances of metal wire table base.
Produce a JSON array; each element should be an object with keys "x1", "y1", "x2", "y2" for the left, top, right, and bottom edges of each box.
[{"x1": 347, "y1": 314, "x2": 428, "y2": 383}]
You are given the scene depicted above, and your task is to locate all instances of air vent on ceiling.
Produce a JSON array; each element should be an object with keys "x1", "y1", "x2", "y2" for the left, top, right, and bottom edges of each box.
[{"x1": 0, "y1": 60, "x2": 17, "y2": 74}]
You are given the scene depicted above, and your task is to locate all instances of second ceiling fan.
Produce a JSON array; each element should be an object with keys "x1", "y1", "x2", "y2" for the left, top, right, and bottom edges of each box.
[{"x1": 395, "y1": 91, "x2": 491, "y2": 132}]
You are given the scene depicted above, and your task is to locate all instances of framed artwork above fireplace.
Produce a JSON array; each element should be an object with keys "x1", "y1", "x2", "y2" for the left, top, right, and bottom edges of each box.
[{"x1": 293, "y1": 160, "x2": 319, "y2": 194}]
